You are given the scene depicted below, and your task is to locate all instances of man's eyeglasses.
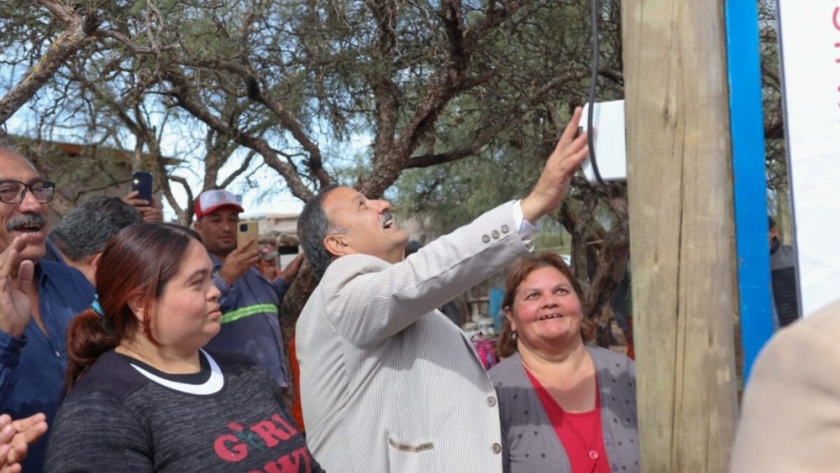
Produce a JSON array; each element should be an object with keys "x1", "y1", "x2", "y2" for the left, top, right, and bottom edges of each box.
[{"x1": 0, "y1": 180, "x2": 56, "y2": 204}]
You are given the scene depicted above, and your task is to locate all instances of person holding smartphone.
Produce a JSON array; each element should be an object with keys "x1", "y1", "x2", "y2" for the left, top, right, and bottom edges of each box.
[
  {"x1": 192, "y1": 190, "x2": 295, "y2": 392},
  {"x1": 123, "y1": 171, "x2": 163, "y2": 223}
]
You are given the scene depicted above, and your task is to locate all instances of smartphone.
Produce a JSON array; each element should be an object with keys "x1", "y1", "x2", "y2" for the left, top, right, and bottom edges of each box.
[
  {"x1": 237, "y1": 220, "x2": 259, "y2": 250},
  {"x1": 131, "y1": 171, "x2": 153, "y2": 202}
]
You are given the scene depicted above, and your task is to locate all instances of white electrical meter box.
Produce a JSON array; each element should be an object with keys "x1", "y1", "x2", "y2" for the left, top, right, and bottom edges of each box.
[{"x1": 579, "y1": 100, "x2": 627, "y2": 184}]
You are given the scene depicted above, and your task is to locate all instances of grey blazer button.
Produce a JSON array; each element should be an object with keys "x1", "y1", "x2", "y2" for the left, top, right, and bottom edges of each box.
[
  {"x1": 501, "y1": 224, "x2": 510, "y2": 234},
  {"x1": 487, "y1": 396, "x2": 497, "y2": 407},
  {"x1": 492, "y1": 443, "x2": 501, "y2": 454},
  {"x1": 491, "y1": 230, "x2": 500, "y2": 239},
  {"x1": 482, "y1": 234, "x2": 490, "y2": 243}
]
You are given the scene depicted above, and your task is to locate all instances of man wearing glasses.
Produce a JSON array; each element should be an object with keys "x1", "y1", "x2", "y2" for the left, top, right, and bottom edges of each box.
[{"x1": 0, "y1": 147, "x2": 95, "y2": 472}]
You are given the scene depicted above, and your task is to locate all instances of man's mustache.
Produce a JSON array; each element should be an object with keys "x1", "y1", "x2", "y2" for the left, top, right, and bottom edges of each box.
[{"x1": 6, "y1": 213, "x2": 47, "y2": 231}]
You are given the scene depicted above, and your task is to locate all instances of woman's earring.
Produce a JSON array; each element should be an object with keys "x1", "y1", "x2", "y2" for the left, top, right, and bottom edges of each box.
[{"x1": 511, "y1": 330, "x2": 518, "y2": 340}]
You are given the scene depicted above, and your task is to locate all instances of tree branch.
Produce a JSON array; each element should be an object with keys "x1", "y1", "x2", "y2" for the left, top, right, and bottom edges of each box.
[
  {"x1": 175, "y1": 57, "x2": 330, "y2": 189},
  {"x1": 161, "y1": 172, "x2": 192, "y2": 224},
  {"x1": 219, "y1": 150, "x2": 257, "y2": 189},
  {"x1": 406, "y1": 71, "x2": 589, "y2": 169},
  {"x1": 359, "y1": 0, "x2": 477, "y2": 197},
  {"x1": 165, "y1": 68, "x2": 315, "y2": 202},
  {"x1": 0, "y1": 5, "x2": 100, "y2": 125},
  {"x1": 598, "y1": 69, "x2": 624, "y2": 85},
  {"x1": 362, "y1": 0, "x2": 401, "y2": 171},
  {"x1": 248, "y1": 88, "x2": 331, "y2": 189},
  {"x1": 93, "y1": 29, "x2": 179, "y2": 55},
  {"x1": 37, "y1": 0, "x2": 79, "y2": 25}
]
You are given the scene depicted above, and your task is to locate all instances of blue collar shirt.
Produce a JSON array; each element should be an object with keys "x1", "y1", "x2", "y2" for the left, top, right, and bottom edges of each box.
[{"x1": 0, "y1": 260, "x2": 95, "y2": 472}]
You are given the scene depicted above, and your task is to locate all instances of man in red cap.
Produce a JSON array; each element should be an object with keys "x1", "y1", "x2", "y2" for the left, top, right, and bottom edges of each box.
[{"x1": 193, "y1": 189, "x2": 292, "y2": 389}]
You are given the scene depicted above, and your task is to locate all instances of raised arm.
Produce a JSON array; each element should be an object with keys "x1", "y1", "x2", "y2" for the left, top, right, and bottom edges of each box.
[
  {"x1": 322, "y1": 109, "x2": 588, "y2": 347},
  {"x1": 323, "y1": 202, "x2": 528, "y2": 347}
]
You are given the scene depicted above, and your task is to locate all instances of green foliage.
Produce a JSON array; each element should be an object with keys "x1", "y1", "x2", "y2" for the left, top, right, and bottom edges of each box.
[{"x1": 534, "y1": 231, "x2": 571, "y2": 254}]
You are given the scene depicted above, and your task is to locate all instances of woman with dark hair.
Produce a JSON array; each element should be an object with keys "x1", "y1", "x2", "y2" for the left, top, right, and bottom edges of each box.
[
  {"x1": 45, "y1": 223, "x2": 323, "y2": 473},
  {"x1": 489, "y1": 251, "x2": 638, "y2": 473}
]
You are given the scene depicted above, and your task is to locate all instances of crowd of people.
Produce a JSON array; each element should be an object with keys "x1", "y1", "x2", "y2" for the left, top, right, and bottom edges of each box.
[
  {"x1": 0, "y1": 104, "x2": 814, "y2": 473},
  {"x1": 0, "y1": 145, "x2": 315, "y2": 472}
]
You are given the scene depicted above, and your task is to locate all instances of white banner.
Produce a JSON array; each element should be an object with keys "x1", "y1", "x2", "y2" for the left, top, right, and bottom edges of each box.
[{"x1": 777, "y1": 2, "x2": 840, "y2": 315}]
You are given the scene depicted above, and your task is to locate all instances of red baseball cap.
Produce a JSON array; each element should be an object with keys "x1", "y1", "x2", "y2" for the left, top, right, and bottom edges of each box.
[{"x1": 195, "y1": 190, "x2": 244, "y2": 219}]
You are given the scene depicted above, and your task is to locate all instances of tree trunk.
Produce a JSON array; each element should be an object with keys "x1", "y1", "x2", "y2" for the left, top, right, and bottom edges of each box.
[
  {"x1": 556, "y1": 187, "x2": 630, "y2": 349},
  {"x1": 583, "y1": 187, "x2": 630, "y2": 321},
  {"x1": 585, "y1": 214, "x2": 630, "y2": 349}
]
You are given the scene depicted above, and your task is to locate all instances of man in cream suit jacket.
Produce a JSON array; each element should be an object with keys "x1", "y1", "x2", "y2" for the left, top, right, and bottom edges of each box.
[
  {"x1": 295, "y1": 108, "x2": 590, "y2": 473},
  {"x1": 731, "y1": 298, "x2": 840, "y2": 472}
]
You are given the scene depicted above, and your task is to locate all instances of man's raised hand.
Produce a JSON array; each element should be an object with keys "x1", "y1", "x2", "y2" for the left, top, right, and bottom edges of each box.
[
  {"x1": 0, "y1": 237, "x2": 34, "y2": 338},
  {"x1": 520, "y1": 107, "x2": 589, "y2": 223}
]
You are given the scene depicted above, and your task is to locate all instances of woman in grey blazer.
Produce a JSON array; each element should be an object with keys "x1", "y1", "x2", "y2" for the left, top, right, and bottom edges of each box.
[{"x1": 488, "y1": 252, "x2": 639, "y2": 473}]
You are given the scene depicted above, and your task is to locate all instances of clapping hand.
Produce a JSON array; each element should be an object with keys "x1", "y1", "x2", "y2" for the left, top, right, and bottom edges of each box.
[
  {"x1": 0, "y1": 413, "x2": 48, "y2": 473},
  {"x1": 0, "y1": 237, "x2": 34, "y2": 338}
]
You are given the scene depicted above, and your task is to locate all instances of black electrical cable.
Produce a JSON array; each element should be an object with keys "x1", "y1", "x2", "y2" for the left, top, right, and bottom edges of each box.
[{"x1": 587, "y1": 0, "x2": 607, "y2": 186}]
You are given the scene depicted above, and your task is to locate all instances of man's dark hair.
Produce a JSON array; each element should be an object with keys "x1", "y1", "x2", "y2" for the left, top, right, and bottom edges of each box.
[
  {"x1": 769, "y1": 216, "x2": 776, "y2": 230},
  {"x1": 50, "y1": 196, "x2": 143, "y2": 262},
  {"x1": 298, "y1": 184, "x2": 342, "y2": 280}
]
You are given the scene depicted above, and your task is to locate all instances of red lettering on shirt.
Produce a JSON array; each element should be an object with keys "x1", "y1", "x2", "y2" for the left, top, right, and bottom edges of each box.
[
  {"x1": 270, "y1": 413, "x2": 298, "y2": 434},
  {"x1": 217, "y1": 414, "x2": 304, "y2": 468},
  {"x1": 214, "y1": 434, "x2": 248, "y2": 462},
  {"x1": 249, "y1": 419, "x2": 293, "y2": 447}
]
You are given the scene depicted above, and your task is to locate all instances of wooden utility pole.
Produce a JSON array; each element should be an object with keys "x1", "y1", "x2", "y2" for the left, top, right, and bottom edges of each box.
[{"x1": 621, "y1": 1, "x2": 739, "y2": 471}]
